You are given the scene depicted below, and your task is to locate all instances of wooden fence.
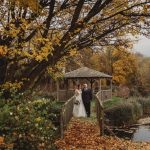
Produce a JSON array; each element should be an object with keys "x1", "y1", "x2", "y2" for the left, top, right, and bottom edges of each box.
[{"x1": 60, "y1": 95, "x2": 75, "y2": 138}]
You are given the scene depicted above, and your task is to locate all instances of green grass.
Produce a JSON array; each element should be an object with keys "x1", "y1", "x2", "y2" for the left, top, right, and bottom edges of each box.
[
  {"x1": 78, "y1": 100, "x2": 97, "y2": 123},
  {"x1": 103, "y1": 96, "x2": 123, "y2": 109},
  {"x1": 76, "y1": 97, "x2": 123, "y2": 123},
  {"x1": 83, "y1": 97, "x2": 123, "y2": 122}
]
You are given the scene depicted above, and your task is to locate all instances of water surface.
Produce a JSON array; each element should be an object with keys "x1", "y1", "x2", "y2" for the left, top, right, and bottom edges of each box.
[{"x1": 132, "y1": 125, "x2": 150, "y2": 142}]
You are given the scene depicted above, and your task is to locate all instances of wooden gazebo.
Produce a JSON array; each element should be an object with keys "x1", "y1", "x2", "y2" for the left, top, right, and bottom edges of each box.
[
  {"x1": 57, "y1": 67, "x2": 112, "y2": 101},
  {"x1": 59, "y1": 67, "x2": 112, "y2": 137}
]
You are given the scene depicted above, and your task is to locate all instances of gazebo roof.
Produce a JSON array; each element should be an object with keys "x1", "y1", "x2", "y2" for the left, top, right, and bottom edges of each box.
[{"x1": 64, "y1": 67, "x2": 112, "y2": 79}]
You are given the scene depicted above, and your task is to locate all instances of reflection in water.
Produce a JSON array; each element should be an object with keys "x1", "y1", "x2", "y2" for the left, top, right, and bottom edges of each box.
[{"x1": 132, "y1": 125, "x2": 150, "y2": 142}]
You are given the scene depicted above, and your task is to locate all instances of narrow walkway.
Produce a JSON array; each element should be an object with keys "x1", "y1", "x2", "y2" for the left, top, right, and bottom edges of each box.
[{"x1": 55, "y1": 118, "x2": 150, "y2": 150}]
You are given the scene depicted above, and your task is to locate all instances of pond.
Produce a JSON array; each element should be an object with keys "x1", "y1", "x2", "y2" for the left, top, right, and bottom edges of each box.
[
  {"x1": 132, "y1": 125, "x2": 150, "y2": 142},
  {"x1": 107, "y1": 118, "x2": 150, "y2": 142}
]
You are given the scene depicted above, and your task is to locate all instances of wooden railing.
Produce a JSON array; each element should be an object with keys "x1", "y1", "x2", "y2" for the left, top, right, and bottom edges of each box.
[
  {"x1": 60, "y1": 95, "x2": 75, "y2": 138},
  {"x1": 101, "y1": 89, "x2": 112, "y2": 102},
  {"x1": 59, "y1": 90, "x2": 74, "y2": 101},
  {"x1": 60, "y1": 89, "x2": 112, "y2": 137},
  {"x1": 95, "y1": 91, "x2": 104, "y2": 136}
]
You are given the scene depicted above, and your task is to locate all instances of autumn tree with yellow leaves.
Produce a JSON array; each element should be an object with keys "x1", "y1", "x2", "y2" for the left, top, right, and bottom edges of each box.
[
  {"x1": 134, "y1": 53, "x2": 150, "y2": 95},
  {"x1": 110, "y1": 46, "x2": 138, "y2": 85},
  {"x1": 0, "y1": 0, "x2": 150, "y2": 93},
  {"x1": 72, "y1": 45, "x2": 139, "y2": 86}
]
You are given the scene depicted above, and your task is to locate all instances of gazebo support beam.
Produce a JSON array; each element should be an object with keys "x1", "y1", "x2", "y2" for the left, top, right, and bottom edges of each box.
[{"x1": 89, "y1": 79, "x2": 95, "y2": 90}]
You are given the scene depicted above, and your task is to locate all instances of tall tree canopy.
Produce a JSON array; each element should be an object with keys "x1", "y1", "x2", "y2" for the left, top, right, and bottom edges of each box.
[
  {"x1": 0, "y1": 0, "x2": 150, "y2": 91},
  {"x1": 111, "y1": 46, "x2": 138, "y2": 85}
]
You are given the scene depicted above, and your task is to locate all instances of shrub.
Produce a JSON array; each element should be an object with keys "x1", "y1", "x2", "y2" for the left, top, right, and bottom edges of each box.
[
  {"x1": 127, "y1": 97, "x2": 143, "y2": 119},
  {"x1": 132, "y1": 102, "x2": 143, "y2": 120},
  {"x1": 0, "y1": 97, "x2": 62, "y2": 149},
  {"x1": 137, "y1": 97, "x2": 150, "y2": 115},
  {"x1": 103, "y1": 96, "x2": 123, "y2": 109},
  {"x1": 105, "y1": 102, "x2": 139, "y2": 126},
  {"x1": 104, "y1": 96, "x2": 149, "y2": 126}
]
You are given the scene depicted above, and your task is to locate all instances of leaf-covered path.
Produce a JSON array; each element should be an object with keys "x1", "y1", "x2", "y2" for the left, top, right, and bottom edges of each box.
[{"x1": 55, "y1": 118, "x2": 150, "y2": 150}]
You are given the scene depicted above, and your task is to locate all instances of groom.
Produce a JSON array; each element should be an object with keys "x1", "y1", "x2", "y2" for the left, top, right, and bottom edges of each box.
[{"x1": 82, "y1": 83, "x2": 93, "y2": 117}]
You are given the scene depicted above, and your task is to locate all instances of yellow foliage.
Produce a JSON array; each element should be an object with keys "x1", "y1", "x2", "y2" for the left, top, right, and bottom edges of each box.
[
  {"x1": 10, "y1": 0, "x2": 40, "y2": 12},
  {"x1": 69, "y1": 48, "x2": 79, "y2": 57},
  {"x1": 1, "y1": 81, "x2": 23, "y2": 91},
  {"x1": 22, "y1": 38, "x2": 53, "y2": 62},
  {"x1": 1, "y1": 0, "x2": 149, "y2": 88},
  {"x1": 0, "y1": 46, "x2": 8, "y2": 56},
  {"x1": 35, "y1": 117, "x2": 42, "y2": 122},
  {"x1": 47, "y1": 66, "x2": 64, "y2": 80},
  {"x1": 112, "y1": 46, "x2": 137, "y2": 85}
]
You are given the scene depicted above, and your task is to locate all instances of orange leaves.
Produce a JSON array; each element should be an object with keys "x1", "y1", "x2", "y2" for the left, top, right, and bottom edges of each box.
[
  {"x1": 0, "y1": 137, "x2": 13, "y2": 149},
  {"x1": 55, "y1": 118, "x2": 150, "y2": 150},
  {"x1": 0, "y1": 137, "x2": 5, "y2": 149},
  {"x1": 112, "y1": 46, "x2": 138, "y2": 85},
  {"x1": 22, "y1": 38, "x2": 53, "y2": 62},
  {"x1": 0, "y1": 137, "x2": 4, "y2": 144},
  {"x1": 0, "y1": 46, "x2": 8, "y2": 56},
  {"x1": 11, "y1": 0, "x2": 40, "y2": 12},
  {"x1": 56, "y1": 119, "x2": 101, "y2": 149}
]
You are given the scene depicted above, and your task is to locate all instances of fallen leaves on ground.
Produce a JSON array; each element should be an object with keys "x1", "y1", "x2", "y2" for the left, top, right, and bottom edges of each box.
[
  {"x1": 55, "y1": 118, "x2": 150, "y2": 150},
  {"x1": 0, "y1": 136, "x2": 13, "y2": 149},
  {"x1": 0, "y1": 137, "x2": 4, "y2": 144}
]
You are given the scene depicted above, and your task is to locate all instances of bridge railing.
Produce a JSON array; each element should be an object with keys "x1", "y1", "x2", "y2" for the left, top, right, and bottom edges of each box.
[
  {"x1": 60, "y1": 89, "x2": 111, "y2": 137},
  {"x1": 56, "y1": 90, "x2": 74, "y2": 101},
  {"x1": 101, "y1": 89, "x2": 112, "y2": 102},
  {"x1": 60, "y1": 95, "x2": 75, "y2": 138},
  {"x1": 95, "y1": 90, "x2": 104, "y2": 136}
]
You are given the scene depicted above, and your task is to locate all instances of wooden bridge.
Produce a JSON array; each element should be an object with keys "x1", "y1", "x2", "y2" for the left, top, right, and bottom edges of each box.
[
  {"x1": 60, "y1": 89, "x2": 112, "y2": 138},
  {"x1": 57, "y1": 67, "x2": 112, "y2": 138}
]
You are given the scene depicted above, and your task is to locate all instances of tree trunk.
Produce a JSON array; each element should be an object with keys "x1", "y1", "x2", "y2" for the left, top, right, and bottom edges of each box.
[{"x1": 0, "y1": 57, "x2": 7, "y2": 84}]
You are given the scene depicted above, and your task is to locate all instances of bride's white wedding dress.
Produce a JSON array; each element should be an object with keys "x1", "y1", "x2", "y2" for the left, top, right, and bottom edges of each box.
[{"x1": 73, "y1": 89, "x2": 87, "y2": 117}]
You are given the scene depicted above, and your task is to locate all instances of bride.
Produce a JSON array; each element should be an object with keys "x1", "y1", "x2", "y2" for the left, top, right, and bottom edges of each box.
[{"x1": 73, "y1": 84, "x2": 87, "y2": 117}]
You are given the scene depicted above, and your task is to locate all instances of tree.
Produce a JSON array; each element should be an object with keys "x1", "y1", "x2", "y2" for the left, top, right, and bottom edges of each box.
[
  {"x1": 136, "y1": 54, "x2": 150, "y2": 94},
  {"x1": 110, "y1": 46, "x2": 138, "y2": 85},
  {"x1": 0, "y1": 0, "x2": 150, "y2": 92}
]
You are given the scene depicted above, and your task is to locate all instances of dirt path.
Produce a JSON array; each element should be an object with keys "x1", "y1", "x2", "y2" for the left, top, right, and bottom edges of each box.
[{"x1": 55, "y1": 118, "x2": 150, "y2": 150}]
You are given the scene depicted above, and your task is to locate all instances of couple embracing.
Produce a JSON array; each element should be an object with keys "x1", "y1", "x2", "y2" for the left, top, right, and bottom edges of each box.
[{"x1": 73, "y1": 83, "x2": 92, "y2": 118}]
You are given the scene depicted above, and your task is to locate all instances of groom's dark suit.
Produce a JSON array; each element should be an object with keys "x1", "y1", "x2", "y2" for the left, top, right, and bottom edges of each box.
[{"x1": 82, "y1": 88, "x2": 92, "y2": 117}]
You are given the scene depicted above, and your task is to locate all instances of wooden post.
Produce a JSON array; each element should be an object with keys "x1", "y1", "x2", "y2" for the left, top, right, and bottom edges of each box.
[
  {"x1": 99, "y1": 78, "x2": 101, "y2": 92},
  {"x1": 90, "y1": 79, "x2": 93, "y2": 90},
  {"x1": 90, "y1": 79, "x2": 95, "y2": 93},
  {"x1": 76, "y1": 78, "x2": 79, "y2": 85},
  {"x1": 60, "y1": 110, "x2": 64, "y2": 138},
  {"x1": 97, "y1": 78, "x2": 104, "y2": 136},
  {"x1": 96, "y1": 94, "x2": 104, "y2": 136},
  {"x1": 56, "y1": 80, "x2": 59, "y2": 101},
  {"x1": 66, "y1": 79, "x2": 69, "y2": 100},
  {"x1": 100, "y1": 108, "x2": 104, "y2": 136},
  {"x1": 99, "y1": 79, "x2": 102, "y2": 100},
  {"x1": 110, "y1": 78, "x2": 112, "y2": 100}
]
